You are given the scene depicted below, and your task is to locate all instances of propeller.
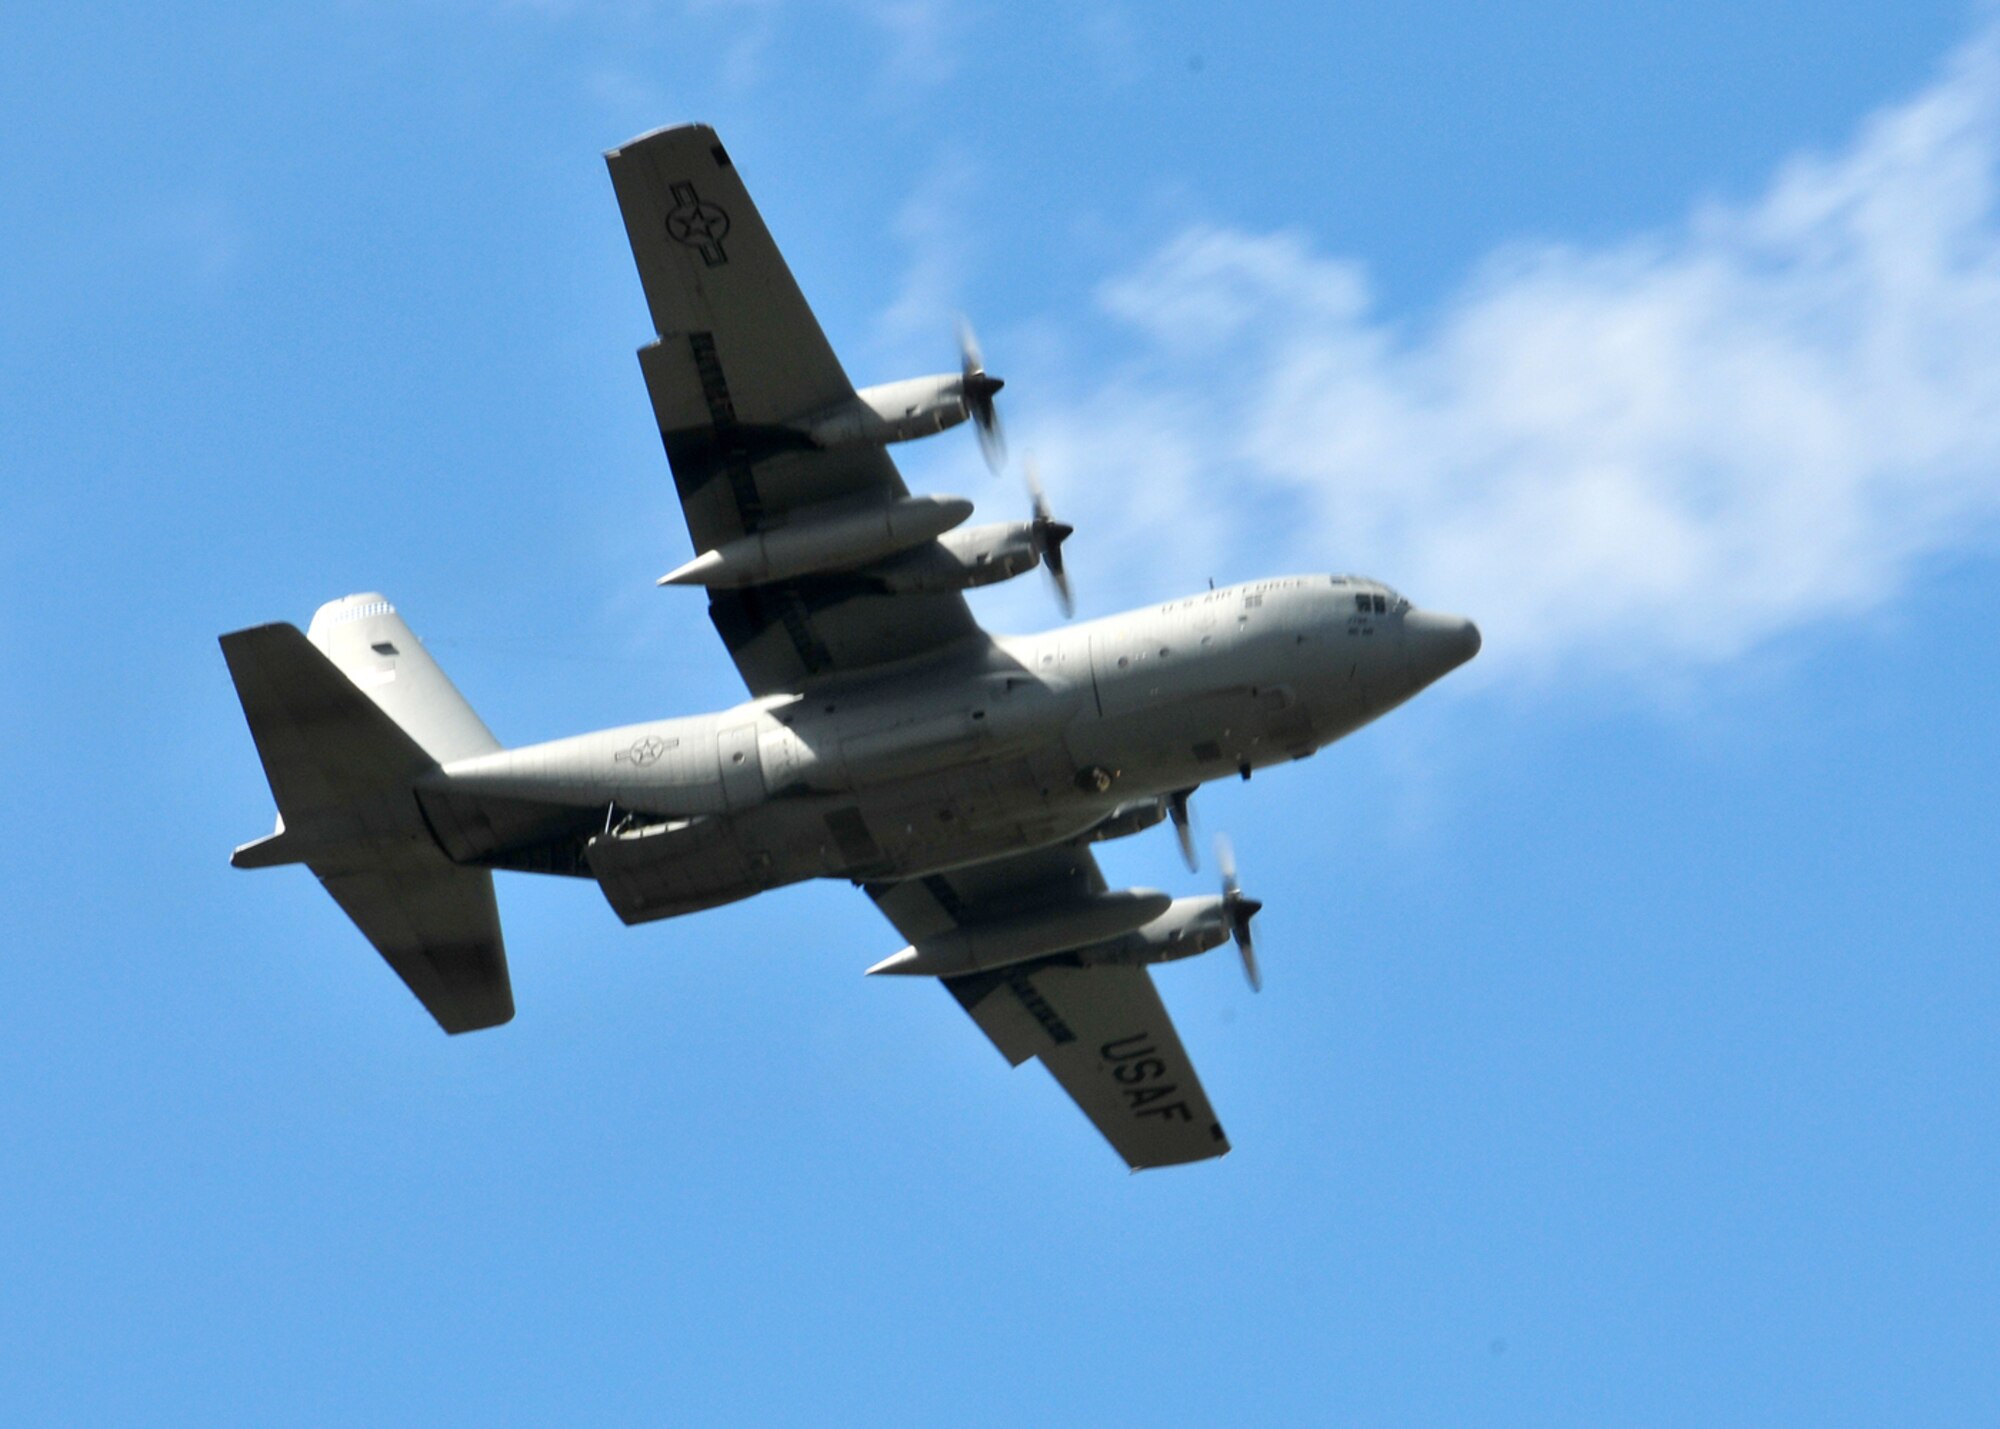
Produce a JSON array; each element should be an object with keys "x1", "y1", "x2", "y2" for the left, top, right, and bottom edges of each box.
[
  {"x1": 1168, "y1": 789, "x2": 1197, "y2": 871},
  {"x1": 957, "y1": 317, "x2": 1007, "y2": 472},
  {"x1": 1215, "y1": 835, "x2": 1264, "y2": 992},
  {"x1": 1023, "y1": 456, "x2": 1074, "y2": 618}
]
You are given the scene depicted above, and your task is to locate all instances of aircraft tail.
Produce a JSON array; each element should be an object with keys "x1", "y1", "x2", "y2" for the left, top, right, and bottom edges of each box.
[{"x1": 219, "y1": 594, "x2": 514, "y2": 1033}]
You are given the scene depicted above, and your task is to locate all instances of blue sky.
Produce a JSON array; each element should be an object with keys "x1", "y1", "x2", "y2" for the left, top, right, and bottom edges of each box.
[{"x1": 5, "y1": 2, "x2": 1998, "y2": 1423}]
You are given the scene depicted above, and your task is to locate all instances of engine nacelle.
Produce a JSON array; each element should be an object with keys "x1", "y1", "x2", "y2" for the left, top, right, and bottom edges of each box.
[
  {"x1": 1074, "y1": 896, "x2": 1234, "y2": 969},
  {"x1": 861, "y1": 522, "x2": 1042, "y2": 594},
  {"x1": 1085, "y1": 796, "x2": 1169, "y2": 844},
  {"x1": 657, "y1": 494, "x2": 974, "y2": 588},
  {"x1": 865, "y1": 890, "x2": 1240, "y2": 981},
  {"x1": 867, "y1": 890, "x2": 1176, "y2": 978},
  {"x1": 801, "y1": 375, "x2": 970, "y2": 449}
]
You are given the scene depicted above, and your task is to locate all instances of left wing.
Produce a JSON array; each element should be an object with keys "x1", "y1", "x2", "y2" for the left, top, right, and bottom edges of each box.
[
  {"x1": 870, "y1": 846, "x2": 1230, "y2": 1170},
  {"x1": 606, "y1": 123, "x2": 982, "y2": 695}
]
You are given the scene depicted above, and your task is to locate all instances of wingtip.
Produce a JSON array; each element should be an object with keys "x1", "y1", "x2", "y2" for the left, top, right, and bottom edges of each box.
[
  {"x1": 604, "y1": 120, "x2": 719, "y2": 160},
  {"x1": 230, "y1": 827, "x2": 303, "y2": 869}
]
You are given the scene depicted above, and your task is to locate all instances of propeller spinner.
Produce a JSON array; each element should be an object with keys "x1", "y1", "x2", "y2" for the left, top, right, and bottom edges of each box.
[{"x1": 1216, "y1": 835, "x2": 1264, "y2": 992}]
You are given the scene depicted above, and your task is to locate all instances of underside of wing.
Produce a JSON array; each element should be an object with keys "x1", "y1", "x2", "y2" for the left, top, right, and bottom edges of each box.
[
  {"x1": 947, "y1": 958, "x2": 1229, "y2": 1170},
  {"x1": 606, "y1": 123, "x2": 983, "y2": 695},
  {"x1": 705, "y1": 580, "x2": 981, "y2": 697},
  {"x1": 869, "y1": 844, "x2": 1230, "y2": 1170},
  {"x1": 606, "y1": 123, "x2": 854, "y2": 462}
]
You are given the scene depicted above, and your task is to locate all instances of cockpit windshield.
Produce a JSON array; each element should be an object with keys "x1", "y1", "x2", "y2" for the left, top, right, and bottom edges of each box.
[{"x1": 1331, "y1": 575, "x2": 1410, "y2": 614}]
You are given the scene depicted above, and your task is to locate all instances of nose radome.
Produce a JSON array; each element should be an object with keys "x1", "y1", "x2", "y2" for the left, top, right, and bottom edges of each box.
[{"x1": 1403, "y1": 609, "x2": 1482, "y2": 680}]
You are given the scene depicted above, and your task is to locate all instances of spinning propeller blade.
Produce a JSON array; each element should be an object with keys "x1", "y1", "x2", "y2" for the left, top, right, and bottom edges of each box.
[
  {"x1": 1216, "y1": 835, "x2": 1264, "y2": 992},
  {"x1": 1168, "y1": 789, "x2": 1197, "y2": 871},
  {"x1": 1023, "y1": 456, "x2": 1074, "y2": 618},
  {"x1": 957, "y1": 317, "x2": 1006, "y2": 472}
]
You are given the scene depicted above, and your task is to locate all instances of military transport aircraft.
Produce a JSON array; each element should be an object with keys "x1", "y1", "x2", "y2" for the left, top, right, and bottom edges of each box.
[{"x1": 221, "y1": 123, "x2": 1480, "y2": 1170}]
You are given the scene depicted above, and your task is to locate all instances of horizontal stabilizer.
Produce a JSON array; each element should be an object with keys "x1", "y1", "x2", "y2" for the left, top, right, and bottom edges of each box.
[
  {"x1": 220, "y1": 622, "x2": 436, "y2": 834},
  {"x1": 220, "y1": 616, "x2": 513, "y2": 1035},
  {"x1": 319, "y1": 862, "x2": 513, "y2": 1034}
]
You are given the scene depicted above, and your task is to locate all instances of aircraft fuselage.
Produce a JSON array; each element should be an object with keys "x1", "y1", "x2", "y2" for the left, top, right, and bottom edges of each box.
[{"x1": 423, "y1": 574, "x2": 1479, "y2": 924}]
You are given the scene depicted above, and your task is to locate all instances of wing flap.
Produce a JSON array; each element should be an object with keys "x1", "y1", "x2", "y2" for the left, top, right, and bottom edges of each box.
[{"x1": 709, "y1": 584, "x2": 982, "y2": 696}]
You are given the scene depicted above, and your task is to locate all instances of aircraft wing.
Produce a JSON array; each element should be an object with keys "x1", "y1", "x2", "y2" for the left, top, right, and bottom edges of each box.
[
  {"x1": 605, "y1": 124, "x2": 982, "y2": 695},
  {"x1": 869, "y1": 846, "x2": 1230, "y2": 1170}
]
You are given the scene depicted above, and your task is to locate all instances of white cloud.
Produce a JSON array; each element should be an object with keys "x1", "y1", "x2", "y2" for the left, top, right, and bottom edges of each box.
[{"x1": 1008, "y1": 26, "x2": 2000, "y2": 683}]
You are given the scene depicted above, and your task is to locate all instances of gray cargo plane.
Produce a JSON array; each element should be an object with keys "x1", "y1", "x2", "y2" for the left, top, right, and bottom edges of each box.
[{"x1": 222, "y1": 124, "x2": 1480, "y2": 1169}]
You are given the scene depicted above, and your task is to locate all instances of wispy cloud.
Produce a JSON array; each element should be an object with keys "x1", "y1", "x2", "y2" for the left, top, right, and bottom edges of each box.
[
  {"x1": 847, "y1": 0, "x2": 963, "y2": 92},
  {"x1": 1004, "y1": 26, "x2": 2000, "y2": 683},
  {"x1": 680, "y1": 0, "x2": 787, "y2": 92},
  {"x1": 869, "y1": 156, "x2": 978, "y2": 369}
]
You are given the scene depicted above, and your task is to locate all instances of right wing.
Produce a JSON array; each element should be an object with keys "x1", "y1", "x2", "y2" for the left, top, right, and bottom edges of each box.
[
  {"x1": 870, "y1": 846, "x2": 1230, "y2": 1170},
  {"x1": 605, "y1": 124, "x2": 982, "y2": 695}
]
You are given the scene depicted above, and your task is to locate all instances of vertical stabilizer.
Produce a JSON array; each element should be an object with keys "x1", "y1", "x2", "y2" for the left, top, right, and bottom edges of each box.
[{"x1": 306, "y1": 594, "x2": 500, "y2": 764}]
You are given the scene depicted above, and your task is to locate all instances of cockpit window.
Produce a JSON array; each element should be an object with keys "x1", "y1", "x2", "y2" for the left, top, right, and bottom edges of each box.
[{"x1": 1346, "y1": 581, "x2": 1410, "y2": 614}]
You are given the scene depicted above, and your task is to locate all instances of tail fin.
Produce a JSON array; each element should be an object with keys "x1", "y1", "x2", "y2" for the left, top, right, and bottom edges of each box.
[
  {"x1": 303, "y1": 593, "x2": 500, "y2": 764},
  {"x1": 220, "y1": 595, "x2": 513, "y2": 1034}
]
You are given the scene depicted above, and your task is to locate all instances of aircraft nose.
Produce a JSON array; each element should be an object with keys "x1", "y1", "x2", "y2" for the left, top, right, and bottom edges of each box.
[{"x1": 1402, "y1": 609, "x2": 1482, "y2": 683}]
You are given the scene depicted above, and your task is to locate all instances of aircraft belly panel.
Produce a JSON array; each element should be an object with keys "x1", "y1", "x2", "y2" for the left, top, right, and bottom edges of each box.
[
  {"x1": 849, "y1": 748, "x2": 1087, "y2": 877},
  {"x1": 587, "y1": 802, "x2": 831, "y2": 923},
  {"x1": 718, "y1": 724, "x2": 765, "y2": 810}
]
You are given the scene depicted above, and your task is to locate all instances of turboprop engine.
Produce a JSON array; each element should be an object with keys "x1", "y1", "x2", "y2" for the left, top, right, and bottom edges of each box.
[
  {"x1": 861, "y1": 520, "x2": 1042, "y2": 593},
  {"x1": 803, "y1": 374, "x2": 984, "y2": 448},
  {"x1": 796, "y1": 321, "x2": 1008, "y2": 470},
  {"x1": 1074, "y1": 896, "x2": 1237, "y2": 970},
  {"x1": 865, "y1": 460, "x2": 1073, "y2": 611},
  {"x1": 656, "y1": 466, "x2": 1074, "y2": 610},
  {"x1": 863, "y1": 891, "x2": 1252, "y2": 981}
]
